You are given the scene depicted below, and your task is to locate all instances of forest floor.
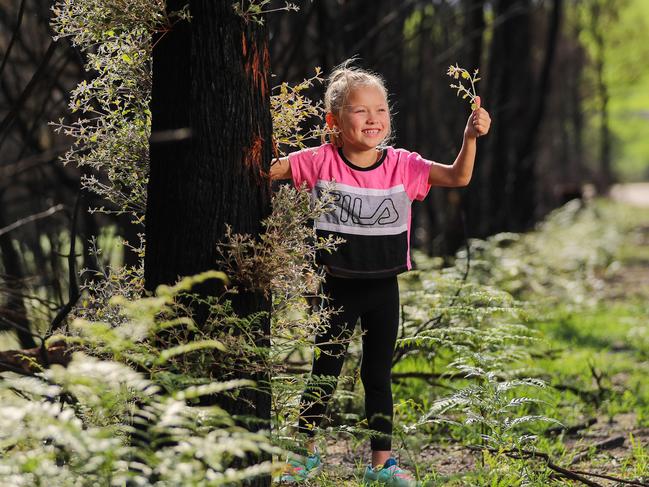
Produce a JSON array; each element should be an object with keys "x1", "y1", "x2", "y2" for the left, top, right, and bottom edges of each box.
[{"x1": 278, "y1": 186, "x2": 649, "y2": 486}]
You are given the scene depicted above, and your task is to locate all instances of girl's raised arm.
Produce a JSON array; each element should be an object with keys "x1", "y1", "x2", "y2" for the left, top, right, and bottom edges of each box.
[
  {"x1": 270, "y1": 157, "x2": 292, "y2": 180},
  {"x1": 427, "y1": 96, "x2": 490, "y2": 187},
  {"x1": 426, "y1": 137, "x2": 476, "y2": 188}
]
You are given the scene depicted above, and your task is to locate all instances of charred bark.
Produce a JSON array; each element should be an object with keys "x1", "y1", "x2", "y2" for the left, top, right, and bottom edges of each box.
[{"x1": 145, "y1": 2, "x2": 272, "y2": 485}]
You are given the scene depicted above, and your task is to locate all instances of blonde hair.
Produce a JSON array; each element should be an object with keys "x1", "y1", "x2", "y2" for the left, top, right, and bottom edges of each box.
[{"x1": 322, "y1": 61, "x2": 391, "y2": 147}]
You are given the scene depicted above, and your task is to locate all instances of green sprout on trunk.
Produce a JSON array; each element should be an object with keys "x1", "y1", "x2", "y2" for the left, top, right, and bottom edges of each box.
[{"x1": 447, "y1": 63, "x2": 481, "y2": 110}]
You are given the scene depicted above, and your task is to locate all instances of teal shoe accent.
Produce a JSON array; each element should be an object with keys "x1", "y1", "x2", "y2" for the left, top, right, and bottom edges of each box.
[
  {"x1": 362, "y1": 457, "x2": 419, "y2": 487},
  {"x1": 278, "y1": 449, "x2": 323, "y2": 484}
]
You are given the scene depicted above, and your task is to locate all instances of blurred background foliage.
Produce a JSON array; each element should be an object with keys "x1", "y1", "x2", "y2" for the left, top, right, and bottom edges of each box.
[{"x1": 0, "y1": 0, "x2": 648, "y2": 344}]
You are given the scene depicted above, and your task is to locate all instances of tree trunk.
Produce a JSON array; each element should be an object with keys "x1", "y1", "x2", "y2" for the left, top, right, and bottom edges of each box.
[
  {"x1": 0, "y1": 202, "x2": 37, "y2": 349},
  {"x1": 480, "y1": 0, "x2": 534, "y2": 235},
  {"x1": 513, "y1": 0, "x2": 562, "y2": 229},
  {"x1": 447, "y1": 0, "x2": 485, "y2": 250},
  {"x1": 145, "y1": 2, "x2": 272, "y2": 485},
  {"x1": 590, "y1": 2, "x2": 613, "y2": 193},
  {"x1": 569, "y1": 26, "x2": 586, "y2": 189}
]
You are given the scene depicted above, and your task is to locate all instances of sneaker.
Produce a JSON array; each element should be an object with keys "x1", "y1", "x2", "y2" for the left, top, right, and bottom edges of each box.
[
  {"x1": 362, "y1": 457, "x2": 419, "y2": 486},
  {"x1": 278, "y1": 449, "x2": 323, "y2": 484}
]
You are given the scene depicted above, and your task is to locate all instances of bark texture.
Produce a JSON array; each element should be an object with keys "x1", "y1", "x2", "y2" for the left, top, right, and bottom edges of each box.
[{"x1": 146, "y1": 2, "x2": 272, "y2": 485}]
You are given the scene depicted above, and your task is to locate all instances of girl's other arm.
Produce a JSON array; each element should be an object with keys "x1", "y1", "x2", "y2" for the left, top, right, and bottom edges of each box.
[
  {"x1": 270, "y1": 156, "x2": 292, "y2": 180},
  {"x1": 427, "y1": 137, "x2": 476, "y2": 187},
  {"x1": 427, "y1": 96, "x2": 491, "y2": 187}
]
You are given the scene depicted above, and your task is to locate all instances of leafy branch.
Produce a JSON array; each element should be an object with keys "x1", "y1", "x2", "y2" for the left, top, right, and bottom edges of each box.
[{"x1": 447, "y1": 63, "x2": 481, "y2": 110}]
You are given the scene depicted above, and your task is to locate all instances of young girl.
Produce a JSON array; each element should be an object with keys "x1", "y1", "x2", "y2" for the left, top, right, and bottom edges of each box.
[{"x1": 271, "y1": 65, "x2": 491, "y2": 486}]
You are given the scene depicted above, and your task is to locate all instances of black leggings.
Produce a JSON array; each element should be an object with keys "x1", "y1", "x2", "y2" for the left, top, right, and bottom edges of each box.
[{"x1": 298, "y1": 274, "x2": 400, "y2": 451}]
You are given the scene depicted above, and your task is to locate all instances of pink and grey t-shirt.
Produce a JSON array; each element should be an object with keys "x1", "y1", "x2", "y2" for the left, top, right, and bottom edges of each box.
[{"x1": 289, "y1": 143, "x2": 433, "y2": 278}]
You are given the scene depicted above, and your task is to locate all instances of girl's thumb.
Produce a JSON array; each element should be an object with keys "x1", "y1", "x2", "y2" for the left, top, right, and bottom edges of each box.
[{"x1": 474, "y1": 96, "x2": 481, "y2": 110}]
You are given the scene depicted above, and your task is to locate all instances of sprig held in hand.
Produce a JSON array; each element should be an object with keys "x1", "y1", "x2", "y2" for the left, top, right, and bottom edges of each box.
[{"x1": 447, "y1": 63, "x2": 481, "y2": 110}]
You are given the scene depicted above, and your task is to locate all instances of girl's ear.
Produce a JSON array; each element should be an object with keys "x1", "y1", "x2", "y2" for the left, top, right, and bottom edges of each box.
[
  {"x1": 326, "y1": 112, "x2": 343, "y2": 147},
  {"x1": 325, "y1": 112, "x2": 337, "y2": 129}
]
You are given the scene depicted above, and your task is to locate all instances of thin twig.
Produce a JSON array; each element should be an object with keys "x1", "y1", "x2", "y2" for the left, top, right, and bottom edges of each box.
[
  {"x1": 467, "y1": 444, "x2": 603, "y2": 486},
  {"x1": 0, "y1": 204, "x2": 65, "y2": 237},
  {"x1": 569, "y1": 435, "x2": 625, "y2": 465},
  {"x1": 0, "y1": 343, "x2": 71, "y2": 376},
  {"x1": 0, "y1": 40, "x2": 58, "y2": 151},
  {"x1": 545, "y1": 417, "x2": 597, "y2": 436},
  {"x1": 0, "y1": 0, "x2": 26, "y2": 80},
  {"x1": 570, "y1": 469, "x2": 649, "y2": 486},
  {"x1": 466, "y1": 444, "x2": 648, "y2": 487},
  {"x1": 0, "y1": 315, "x2": 44, "y2": 344},
  {"x1": 1, "y1": 144, "x2": 71, "y2": 180}
]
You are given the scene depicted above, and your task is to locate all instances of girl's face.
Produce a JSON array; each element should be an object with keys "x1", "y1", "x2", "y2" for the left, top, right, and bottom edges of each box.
[{"x1": 333, "y1": 85, "x2": 390, "y2": 152}]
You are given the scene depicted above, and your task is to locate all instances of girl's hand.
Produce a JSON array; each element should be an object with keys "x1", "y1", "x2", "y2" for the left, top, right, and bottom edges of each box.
[{"x1": 464, "y1": 96, "x2": 491, "y2": 139}]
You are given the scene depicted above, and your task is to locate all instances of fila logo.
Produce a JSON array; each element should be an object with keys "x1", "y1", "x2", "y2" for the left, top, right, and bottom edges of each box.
[{"x1": 331, "y1": 192, "x2": 399, "y2": 226}]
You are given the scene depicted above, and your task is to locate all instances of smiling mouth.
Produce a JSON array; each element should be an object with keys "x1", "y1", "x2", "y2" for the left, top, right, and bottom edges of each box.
[{"x1": 362, "y1": 129, "x2": 382, "y2": 136}]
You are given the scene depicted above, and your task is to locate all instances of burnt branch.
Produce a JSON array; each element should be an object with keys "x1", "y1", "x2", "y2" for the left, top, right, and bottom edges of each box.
[{"x1": 0, "y1": 342, "x2": 71, "y2": 376}]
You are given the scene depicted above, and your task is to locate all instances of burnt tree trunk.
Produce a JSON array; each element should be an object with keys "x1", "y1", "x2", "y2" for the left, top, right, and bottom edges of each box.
[
  {"x1": 145, "y1": 2, "x2": 272, "y2": 485},
  {"x1": 480, "y1": 0, "x2": 534, "y2": 235},
  {"x1": 473, "y1": 0, "x2": 561, "y2": 235},
  {"x1": 444, "y1": 0, "x2": 485, "y2": 252},
  {"x1": 512, "y1": 0, "x2": 562, "y2": 229},
  {"x1": 0, "y1": 201, "x2": 37, "y2": 349}
]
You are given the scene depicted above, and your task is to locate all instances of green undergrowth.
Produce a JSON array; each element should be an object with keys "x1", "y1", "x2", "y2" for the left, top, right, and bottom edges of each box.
[
  {"x1": 2, "y1": 195, "x2": 648, "y2": 486},
  {"x1": 294, "y1": 198, "x2": 649, "y2": 486}
]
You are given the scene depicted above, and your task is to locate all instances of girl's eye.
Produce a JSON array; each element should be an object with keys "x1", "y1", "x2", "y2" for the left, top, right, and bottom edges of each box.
[{"x1": 355, "y1": 109, "x2": 366, "y2": 113}]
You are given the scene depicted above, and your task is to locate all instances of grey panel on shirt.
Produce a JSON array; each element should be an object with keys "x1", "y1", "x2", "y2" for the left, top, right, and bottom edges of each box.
[{"x1": 312, "y1": 180, "x2": 410, "y2": 237}]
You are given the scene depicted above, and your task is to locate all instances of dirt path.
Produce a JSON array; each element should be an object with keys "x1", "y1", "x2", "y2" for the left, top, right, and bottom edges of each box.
[
  {"x1": 606, "y1": 184, "x2": 649, "y2": 301},
  {"x1": 610, "y1": 182, "x2": 649, "y2": 207}
]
